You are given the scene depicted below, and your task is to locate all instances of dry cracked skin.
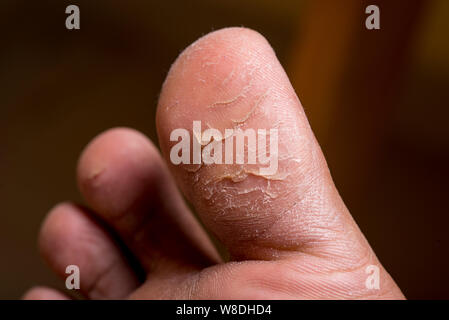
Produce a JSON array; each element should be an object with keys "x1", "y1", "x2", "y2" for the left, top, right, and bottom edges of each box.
[
  {"x1": 27, "y1": 27, "x2": 404, "y2": 300},
  {"x1": 155, "y1": 28, "x2": 403, "y2": 298},
  {"x1": 158, "y1": 28, "x2": 352, "y2": 260}
]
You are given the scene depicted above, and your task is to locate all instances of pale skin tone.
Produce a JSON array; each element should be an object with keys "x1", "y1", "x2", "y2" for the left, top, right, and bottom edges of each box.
[{"x1": 23, "y1": 28, "x2": 404, "y2": 300}]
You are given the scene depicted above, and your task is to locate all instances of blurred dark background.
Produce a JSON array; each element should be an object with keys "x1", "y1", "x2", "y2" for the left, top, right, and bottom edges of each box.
[{"x1": 1, "y1": 0, "x2": 448, "y2": 299}]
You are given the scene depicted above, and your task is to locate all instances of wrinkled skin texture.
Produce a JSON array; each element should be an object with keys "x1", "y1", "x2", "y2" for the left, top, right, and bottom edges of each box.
[{"x1": 23, "y1": 28, "x2": 404, "y2": 300}]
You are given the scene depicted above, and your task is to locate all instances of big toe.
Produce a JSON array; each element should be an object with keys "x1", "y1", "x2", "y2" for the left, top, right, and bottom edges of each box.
[{"x1": 157, "y1": 27, "x2": 352, "y2": 261}]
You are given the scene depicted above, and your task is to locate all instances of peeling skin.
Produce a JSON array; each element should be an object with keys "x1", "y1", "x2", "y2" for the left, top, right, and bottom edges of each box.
[
  {"x1": 180, "y1": 83, "x2": 296, "y2": 206},
  {"x1": 158, "y1": 28, "x2": 344, "y2": 259},
  {"x1": 150, "y1": 30, "x2": 409, "y2": 299},
  {"x1": 231, "y1": 88, "x2": 270, "y2": 125},
  {"x1": 208, "y1": 94, "x2": 245, "y2": 108},
  {"x1": 203, "y1": 167, "x2": 288, "y2": 185},
  {"x1": 182, "y1": 141, "x2": 290, "y2": 184},
  {"x1": 207, "y1": 61, "x2": 261, "y2": 109},
  {"x1": 189, "y1": 160, "x2": 292, "y2": 205},
  {"x1": 207, "y1": 79, "x2": 254, "y2": 109},
  {"x1": 236, "y1": 180, "x2": 278, "y2": 199}
]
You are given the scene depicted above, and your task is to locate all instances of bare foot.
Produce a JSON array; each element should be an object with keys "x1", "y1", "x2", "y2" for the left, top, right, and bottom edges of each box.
[{"x1": 23, "y1": 28, "x2": 404, "y2": 300}]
